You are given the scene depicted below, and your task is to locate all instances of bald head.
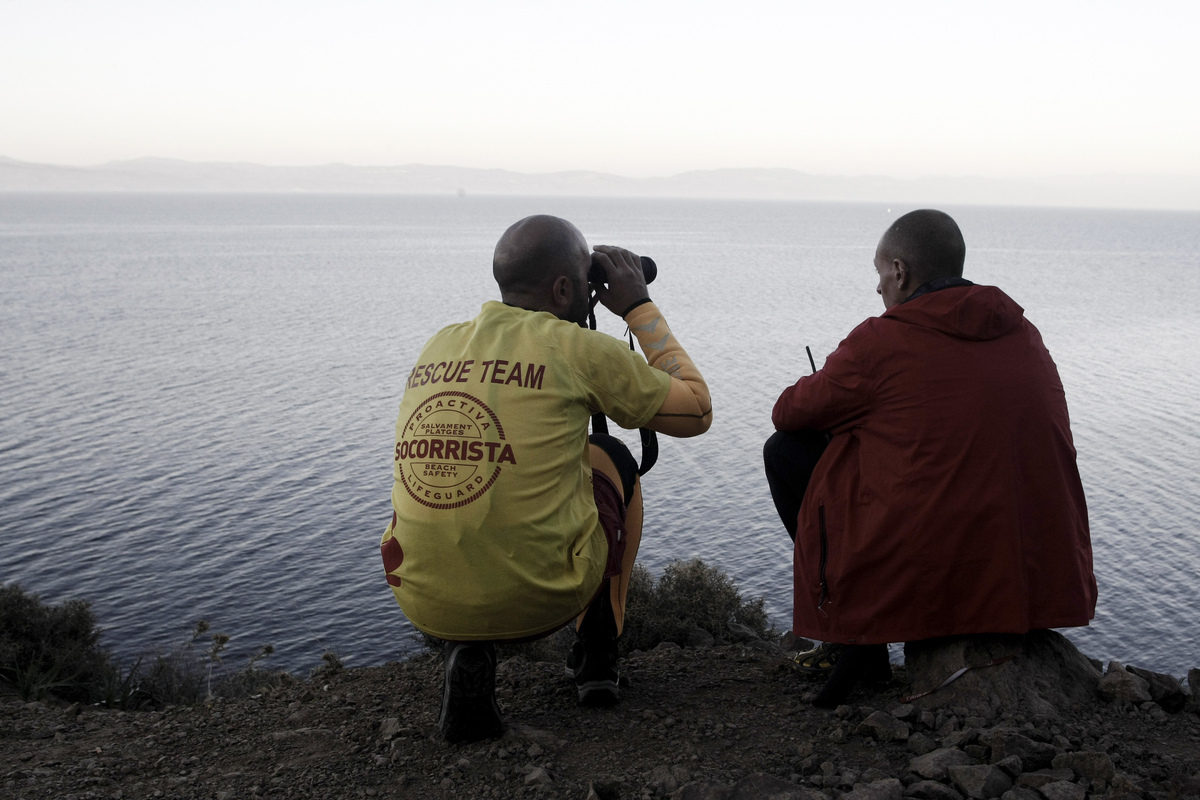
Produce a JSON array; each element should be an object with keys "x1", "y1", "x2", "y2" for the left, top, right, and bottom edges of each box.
[
  {"x1": 877, "y1": 209, "x2": 966, "y2": 286},
  {"x1": 493, "y1": 215, "x2": 589, "y2": 294},
  {"x1": 493, "y1": 215, "x2": 591, "y2": 324}
]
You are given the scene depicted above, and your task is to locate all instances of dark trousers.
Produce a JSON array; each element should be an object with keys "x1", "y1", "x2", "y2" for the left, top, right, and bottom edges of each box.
[{"x1": 762, "y1": 429, "x2": 829, "y2": 541}]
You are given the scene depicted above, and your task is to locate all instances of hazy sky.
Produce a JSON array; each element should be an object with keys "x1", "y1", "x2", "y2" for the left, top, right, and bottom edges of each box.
[{"x1": 3, "y1": 0, "x2": 1197, "y2": 179}]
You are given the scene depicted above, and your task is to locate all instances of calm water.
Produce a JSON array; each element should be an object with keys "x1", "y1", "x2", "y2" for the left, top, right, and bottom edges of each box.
[{"x1": 2, "y1": 194, "x2": 1198, "y2": 676}]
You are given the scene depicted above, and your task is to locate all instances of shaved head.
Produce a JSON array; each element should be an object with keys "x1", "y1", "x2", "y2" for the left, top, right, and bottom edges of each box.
[
  {"x1": 493, "y1": 215, "x2": 591, "y2": 324},
  {"x1": 877, "y1": 210, "x2": 966, "y2": 286},
  {"x1": 493, "y1": 215, "x2": 589, "y2": 294}
]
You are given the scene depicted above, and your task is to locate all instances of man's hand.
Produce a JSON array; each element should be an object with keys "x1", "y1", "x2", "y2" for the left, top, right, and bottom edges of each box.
[{"x1": 591, "y1": 245, "x2": 650, "y2": 318}]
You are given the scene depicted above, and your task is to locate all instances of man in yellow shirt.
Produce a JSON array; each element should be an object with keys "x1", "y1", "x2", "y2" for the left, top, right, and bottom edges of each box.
[{"x1": 382, "y1": 215, "x2": 712, "y2": 742}]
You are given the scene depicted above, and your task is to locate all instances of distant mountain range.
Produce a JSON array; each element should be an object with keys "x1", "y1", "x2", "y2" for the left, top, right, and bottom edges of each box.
[{"x1": 2, "y1": 155, "x2": 1197, "y2": 211}]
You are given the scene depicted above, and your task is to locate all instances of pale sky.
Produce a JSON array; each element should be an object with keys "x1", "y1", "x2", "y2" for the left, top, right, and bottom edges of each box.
[{"x1": 2, "y1": 0, "x2": 1198, "y2": 179}]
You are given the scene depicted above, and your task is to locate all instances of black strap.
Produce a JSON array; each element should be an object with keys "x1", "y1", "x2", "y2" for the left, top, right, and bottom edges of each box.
[{"x1": 587, "y1": 294, "x2": 657, "y2": 476}]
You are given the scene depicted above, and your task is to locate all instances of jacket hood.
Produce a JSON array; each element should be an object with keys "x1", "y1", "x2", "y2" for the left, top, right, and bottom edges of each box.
[{"x1": 884, "y1": 285, "x2": 1025, "y2": 341}]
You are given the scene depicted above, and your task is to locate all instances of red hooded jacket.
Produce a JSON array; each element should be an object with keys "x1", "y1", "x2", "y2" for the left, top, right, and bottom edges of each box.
[{"x1": 773, "y1": 284, "x2": 1097, "y2": 644}]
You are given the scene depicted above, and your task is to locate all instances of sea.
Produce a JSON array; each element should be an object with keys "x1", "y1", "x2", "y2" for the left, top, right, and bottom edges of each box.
[{"x1": 1, "y1": 194, "x2": 1197, "y2": 677}]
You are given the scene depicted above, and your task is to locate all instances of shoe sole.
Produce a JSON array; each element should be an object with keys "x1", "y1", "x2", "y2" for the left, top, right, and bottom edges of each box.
[
  {"x1": 576, "y1": 678, "x2": 620, "y2": 706},
  {"x1": 438, "y1": 645, "x2": 503, "y2": 743}
]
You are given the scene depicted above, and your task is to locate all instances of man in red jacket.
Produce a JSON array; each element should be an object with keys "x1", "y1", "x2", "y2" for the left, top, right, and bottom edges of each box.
[{"x1": 765, "y1": 209, "x2": 1097, "y2": 707}]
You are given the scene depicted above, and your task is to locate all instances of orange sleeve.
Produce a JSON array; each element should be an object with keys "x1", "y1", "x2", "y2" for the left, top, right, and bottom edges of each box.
[{"x1": 624, "y1": 302, "x2": 712, "y2": 437}]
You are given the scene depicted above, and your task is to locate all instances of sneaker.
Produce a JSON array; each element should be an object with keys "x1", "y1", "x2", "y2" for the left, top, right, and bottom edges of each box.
[
  {"x1": 566, "y1": 582, "x2": 621, "y2": 705},
  {"x1": 565, "y1": 636, "x2": 620, "y2": 706},
  {"x1": 792, "y1": 641, "x2": 844, "y2": 676},
  {"x1": 437, "y1": 641, "x2": 503, "y2": 743},
  {"x1": 811, "y1": 644, "x2": 891, "y2": 709}
]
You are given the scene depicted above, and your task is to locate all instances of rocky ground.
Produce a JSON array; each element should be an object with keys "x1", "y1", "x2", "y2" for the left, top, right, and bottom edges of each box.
[{"x1": 2, "y1": 640, "x2": 1199, "y2": 800}]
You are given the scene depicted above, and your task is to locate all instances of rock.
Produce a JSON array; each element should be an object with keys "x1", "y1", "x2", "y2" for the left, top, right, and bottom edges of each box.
[
  {"x1": 671, "y1": 765, "x2": 692, "y2": 785},
  {"x1": 1106, "y1": 774, "x2": 1144, "y2": 800},
  {"x1": 504, "y1": 723, "x2": 566, "y2": 747},
  {"x1": 686, "y1": 627, "x2": 715, "y2": 649},
  {"x1": 905, "y1": 780, "x2": 966, "y2": 800},
  {"x1": 524, "y1": 767, "x2": 552, "y2": 787},
  {"x1": 904, "y1": 631, "x2": 1099, "y2": 717},
  {"x1": 842, "y1": 778, "x2": 905, "y2": 800},
  {"x1": 942, "y1": 728, "x2": 980, "y2": 748},
  {"x1": 965, "y1": 745, "x2": 989, "y2": 761},
  {"x1": 1035, "y1": 781, "x2": 1085, "y2": 800},
  {"x1": 994, "y1": 756, "x2": 1023, "y2": 778},
  {"x1": 656, "y1": 641, "x2": 682, "y2": 652},
  {"x1": 650, "y1": 764, "x2": 679, "y2": 793},
  {"x1": 988, "y1": 733, "x2": 1058, "y2": 771},
  {"x1": 378, "y1": 717, "x2": 402, "y2": 740},
  {"x1": 1188, "y1": 669, "x2": 1200, "y2": 712},
  {"x1": 1000, "y1": 789, "x2": 1041, "y2": 800},
  {"x1": 909, "y1": 747, "x2": 974, "y2": 780},
  {"x1": 1097, "y1": 662, "x2": 1151, "y2": 705},
  {"x1": 908, "y1": 732, "x2": 938, "y2": 756},
  {"x1": 1124, "y1": 666, "x2": 1188, "y2": 713},
  {"x1": 858, "y1": 710, "x2": 912, "y2": 742},
  {"x1": 727, "y1": 621, "x2": 758, "y2": 643},
  {"x1": 892, "y1": 704, "x2": 917, "y2": 720},
  {"x1": 746, "y1": 637, "x2": 781, "y2": 653},
  {"x1": 1017, "y1": 770, "x2": 1075, "y2": 789},
  {"x1": 1051, "y1": 752, "x2": 1115, "y2": 784},
  {"x1": 782, "y1": 633, "x2": 816, "y2": 653},
  {"x1": 527, "y1": 742, "x2": 544, "y2": 757},
  {"x1": 948, "y1": 764, "x2": 1014, "y2": 799}
]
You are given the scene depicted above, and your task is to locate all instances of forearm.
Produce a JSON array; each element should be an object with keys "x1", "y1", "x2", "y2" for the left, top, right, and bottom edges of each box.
[{"x1": 624, "y1": 302, "x2": 712, "y2": 437}]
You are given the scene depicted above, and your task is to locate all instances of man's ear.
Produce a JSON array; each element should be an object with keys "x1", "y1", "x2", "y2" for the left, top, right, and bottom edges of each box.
[
  {"x1": 892, "y1": 259, "x2": 910, "y2": 289},
  {"x1": 549, "y1": 274, "x2": 573, "y2": 312}
]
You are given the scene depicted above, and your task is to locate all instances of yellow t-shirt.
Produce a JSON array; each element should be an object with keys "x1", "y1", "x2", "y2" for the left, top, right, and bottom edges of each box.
[{"x1": 381, "y1": 301, "x2": 672, "y2": 640}]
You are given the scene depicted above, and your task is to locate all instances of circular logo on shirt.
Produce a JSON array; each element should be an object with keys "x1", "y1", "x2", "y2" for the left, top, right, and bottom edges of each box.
[{"x1": 394, "y1": 391, "x2": 516, "y2": 510}]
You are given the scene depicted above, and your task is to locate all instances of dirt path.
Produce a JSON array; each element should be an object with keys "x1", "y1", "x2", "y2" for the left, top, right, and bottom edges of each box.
[{"x1": 2, "y1": 644, "x2": 1198, "y2": 799}]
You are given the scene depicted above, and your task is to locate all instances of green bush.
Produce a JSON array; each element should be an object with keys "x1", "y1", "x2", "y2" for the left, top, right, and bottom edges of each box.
[
  {"x1": 0, "y1": 583, "x2": 108, "y2": 702},
  {"x1": 620, "y1": 559, "x2": 771, "y2": 654}
]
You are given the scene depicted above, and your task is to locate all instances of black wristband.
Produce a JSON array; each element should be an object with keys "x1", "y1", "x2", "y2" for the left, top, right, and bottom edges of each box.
[{"x1": 621, "y1": 297, "x2": 653, "y2": 318}]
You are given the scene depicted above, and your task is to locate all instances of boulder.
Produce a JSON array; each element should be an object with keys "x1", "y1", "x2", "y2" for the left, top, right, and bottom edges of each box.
[
  {"x1": 726, "y1": 621, "x2": 759, "y2": 643},
  {"x1": 906, "y1": 780, "x2": 965, "y2": 800},
  {"x1": 1096, "y1": 662, "x2": 1151, "y2": 705},
  {"x1": 843, "y1": 779, "x2": 905, "y2": 800},
  {"x1": 948, "y1": 765, "x2": 1013, "y2": 799},
  {"x1": 903, "y1": 631, "x2": 1100, "y2": 717},
  {"x1": 858, "y1": 710, "x2": 912, "y2": 742},
  {"x1": 908, "y1": 732, "x2": 938, "y2": 755},
  {"x1": 987, "y1": 732, "x2": 1059, "y2": 771},
  {"x1": 1001, "y1": 789, "x2": 1041, "y2": 800},
  {"x1": 1036, "y1": 781, "x2": 1085, "y2": 800},
  {"x1": 1051, "y1": 752, "x2": 1115, "y2": 784},
  {"x1": 1125, "y1": 666, "x2": 1188, "y2": 713},
  {"x1": 1016, "y1": 770, "x2": 1075, "y2": 789},
  {"x1": 781, "y1": 632, "x2": 816, "y2": 653},
  {"x1": 1106, "y1": 774, "x2": 1144, "y2": 800},
  {"x1": 909, "y1": 748, "x2": 974, "y2": 781},
  {"x1": 649, "y1": 764, "x2": 679, "y2": 794}
]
